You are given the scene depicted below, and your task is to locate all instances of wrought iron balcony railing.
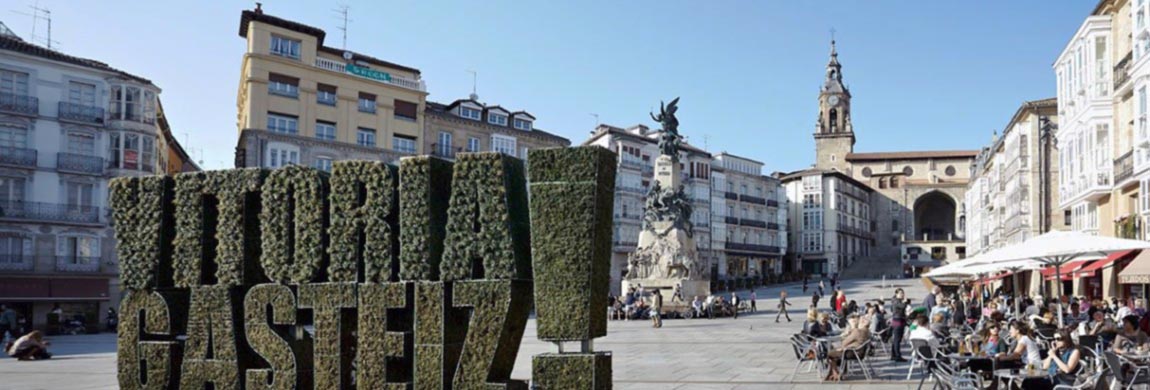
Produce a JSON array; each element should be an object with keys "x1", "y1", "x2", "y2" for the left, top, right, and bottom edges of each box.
[
  {"x1": 724, "y1": 192, "x2": 738, "y2": 200},
  {"x1": 0, "y1": 200, "x2": 102, "y2": 224},
  {"x1": 724, "y1": 216, "x2": 740, "y2": 225},
  {"x1": 724, "y1": 241, "x2": 781, "y2": 254},
  {"x1": 767, "y1": 199, "x2": 780, "y2": 207},
  {"x1": 54, "y1": 256, "x2": 102, "y2": 272},
  {"x1": 0, "y1": 254, "x2": 34, "y2": 271},
  {"x1": 0, "y1": 93, "x2": 38, "y2": 116},
  {"x1": 1116, "y1": 150, "x2": 1135, "y2": 184},
  {"x1": 431, "y1": 143, "x2": 461, "y2": 159},
  {"x1": 739, "y1": 218, "x2": 768, "y2": 228},
  {"x1": 0, "y1": 146, "x2": 36, "y2": 168},
  {"x1": 739, "y1": 194, "x2": 767, "y2": 205},
  {"x1": 1115, "y1": 52, "x2": 1133, "y2": 91},
  {"x1": 57, "y1": 153, "x2": 106, "y2": 175},
  {"x1": 57, "y1": 102, "x2": 105, "y2": 125}
]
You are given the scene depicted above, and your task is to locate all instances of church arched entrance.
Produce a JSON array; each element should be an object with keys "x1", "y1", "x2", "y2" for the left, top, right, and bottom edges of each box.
[{"x1": 913, "y1": 191, "x2": 957, "y2": 241}]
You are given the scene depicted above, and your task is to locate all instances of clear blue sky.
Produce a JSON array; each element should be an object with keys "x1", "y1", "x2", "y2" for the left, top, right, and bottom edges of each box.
[{"x1": 7, "y1": 1, "x2": 1095, "y2": 171}]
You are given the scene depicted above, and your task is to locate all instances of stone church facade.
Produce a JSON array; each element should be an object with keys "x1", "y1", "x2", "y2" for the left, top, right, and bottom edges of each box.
[{"x1": 784, "y1": 41, "x2": 977, "y2": 277}]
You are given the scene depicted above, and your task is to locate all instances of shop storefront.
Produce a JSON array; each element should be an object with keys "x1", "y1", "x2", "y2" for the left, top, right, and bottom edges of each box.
[
  {"x1": 1074, "y1": 250, "x2": 1139, "y2": 300},
  {"x1": 0, "y1": 277, "x2": 110, "y2": 333},
  {"x1": 1119, "y1": 250, "x2": 1150, "y2": 301}
]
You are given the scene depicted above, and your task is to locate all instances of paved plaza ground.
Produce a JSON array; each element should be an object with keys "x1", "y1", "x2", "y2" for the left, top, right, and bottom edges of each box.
[{"x1": 0, "y1": 278, "x2": 931, "y2": 389}]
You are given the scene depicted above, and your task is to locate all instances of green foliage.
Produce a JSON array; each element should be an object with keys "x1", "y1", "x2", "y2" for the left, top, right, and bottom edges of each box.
[
  {"x1": 172, "y1": 169, "x2": 267, "y2": 287},
  {"x1": 398, "y1": 156, "x2": 453, "y2": 281},
  {"x1": 298, "y1": 282, "x2": 357, "y2": 390},
  {"x1": 110, "y1": 176, "x2": 173, "y2": 290},
  {"x1": 528, "y1": 147, "x2": 616, "y2": 341},
  {"x1": 329, "y1": 161, "x2": 398, "y2": 283},
  {"x1": 180, "y1": 286, "x2": 246, "y2": 390},
  {"x1": 244, "y1": 284, "x2": 300, "y2": 390},
  {"x1": 441, "y1": 153, "x2": 531, "y2": 281},
  {"x1": 261, "y1": 165, "x2": 329, "y2": 284},
  {"x1": 452, "y1": 280, "x2": 533, "y2": 389},
  {"x1": 117, "y1": 290, "x2": 184, "y2": 390},
  {"x1": 532, "y1": 353, "x2": 613, "y2": 390},
  {"x1": 357, "y1": 283, "x2": 411, "y2": 389},
  {"x1": 414, "y1": 282, "x2": 466, "y2": 390}
]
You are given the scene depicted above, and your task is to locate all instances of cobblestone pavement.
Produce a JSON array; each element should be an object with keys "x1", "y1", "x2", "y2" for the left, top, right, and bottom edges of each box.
[{"x1": 0, "y1": 278, "x2": 930, "y2": 389}]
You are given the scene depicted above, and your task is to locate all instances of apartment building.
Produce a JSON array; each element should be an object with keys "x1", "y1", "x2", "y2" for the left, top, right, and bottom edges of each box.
[
  {"x1": 583, "y1": 124, "x2": 713, "y2": 295},
  {"x1": 233, "y1": 5, "x2": 427, "y2": 169},
  {"x1": 710, "y1": 153, "x2": 787, "y2": 279},
  {"x1": 423, "y1": 96, "x2": 569, "y2": 160},
  {"x1": 781, "y1": 169, "x2": 873, "y2": 276},
  {"x1": 0, "y1": 33, "x2": 196, "y2": 330}
]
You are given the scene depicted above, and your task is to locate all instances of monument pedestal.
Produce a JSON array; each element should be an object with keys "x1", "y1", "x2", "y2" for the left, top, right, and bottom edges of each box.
[{"x1": 621, "y1": 278, "x2": 709, "y2": 301}]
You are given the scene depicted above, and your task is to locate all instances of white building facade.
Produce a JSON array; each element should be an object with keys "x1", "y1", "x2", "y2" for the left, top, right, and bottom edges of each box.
[
  {"x1": 711, "y1": 153, "x2": 787, "y2": 280},
  {"x1": 782, "y1": 170, "x2": 873, "y2": 276},
  {"x1": 0, "y1": 34, "x2": 179, "y2": 331}
]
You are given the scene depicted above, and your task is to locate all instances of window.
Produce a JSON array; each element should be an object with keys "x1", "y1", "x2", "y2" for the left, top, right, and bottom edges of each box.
[
  {"x1": 393, "y1": 135, "x2": 417, "y2": 154},
  {"x1": 491, "y1": 135, "x2": 517, "y2": 156},
  {"x1": 58, "y1": 235, "x2": 99, "y2": 264},
  {"x1": 0, "y1": 234, "x2": 31, "y2": 262},
  {"x1": 317, "y1": 84, "x2": 337, "y2": 106},
  {"x1": 437, "y1": 132, "x2": 453, "y2": 156},
  {"x1": 111, "y1": 85, "x2": 145, "y2": 122},
  {"x1": 358, "y1": 93, "x2": 377, "y2": 113},
  {"x1": 267, "y1": 113, "x2": 298, "y2": 134},
  {"x1": 314, "y1": 157, "x2": 333, "y2": 172},
  {"x1": 0, "y1": 177, "x2": 26, "y2": 202},
  {"x1": 357, "y1": 128, "x2": 376, "y2": 147},
  {"x1": 67, "y1": 81, "x2": 96, "y2": 106},
  {"x1": 268, "y1": 73, "x2": 299, "y2": 98},
  {"x1": 315, "y1": 121, "x2": 336, "y2": 140},
  {"x1": 902, "y1": 166, "x2": 914, "y2": 176},
  {"x1": 394, "y1": 99, "x2": 418, "y2": 121},
  {"x1": 488, "y1": 113, "x2": 508, "y2": 126},
  {"x1": 108, "y1": 132, "x2": 157, "y2": 171},
  {"x1": 467, "y1": 137, "x2": 481, "y2": 152},
  {"x1": 270, "y1": 35, "x2": 301, "y2": 59},
  {"x1": 67, "y1": 132, "x2": 95, "y2": 155},
  {"x1": 890, "y1": 176, "x2": 899, "y2": 188},
  {"x1": 0, "y1": 123, "x2": 29, "y2": 148},
  {"x1": 513, "y1": 118, "x2": 532, "y2": 130},
  {"x1": 266, "y1": 147, "x2": 299, "y2": 168},
  {"x1": 460, "y1": 106, "x2": 481, "y2": 120},
  {"x1": 0, "y1": 69, "x2": 29, "y2": 96},
  {"x1": 65, "y1": 181, "x2": 94, "y2": 210},
  {"x1": 1064, "y1": 210, "x2": 1072, "y2": 226},
  {"x1": 945, "y1": 165, "x2": 956, "y2": 176}
]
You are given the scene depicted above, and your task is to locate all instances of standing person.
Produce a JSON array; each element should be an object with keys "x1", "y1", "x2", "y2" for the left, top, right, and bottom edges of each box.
[
  {"x1": 705, "y1": 294, "x2": 716, "y2": 320},
  {"x1": 812, "y1": 291, "x2": 821, "y2": 309},
  {"x1": 834, "y1": 289, "x2": 848, "y2": 314},
  {"x1": 924, "y1": 286, "x2": 939, "y2": 313},
  {"x1": 0, "y1": 305, "x2": 15, "y2": 343},
  {"x1": 749, "y1": 289, "x2": 758, "y2": 313},
  {"x1": 803, "y1": 277, "x2": 809, "y2": 294},
  {"x1": 623, "y1": 289, "x2": 636, "y2": 321},
  {"x1": 651, "y1": 289, "x2": 663, "y2": 328},
  {"x1": 777, "y1": 290, "x2": 792, "y2": 322},
  {"x1": 672, "y1": 284, "x2": 683, "y2": 303},
  {"x1": 730, "y1": 292, "x2": 740, "y2": 319},
  {"x1": 889, "y1": 288, "x2": 908, "y2": 362},
  {"x1": 819, "y1": 280, "x2": 826, "y2": 297}
]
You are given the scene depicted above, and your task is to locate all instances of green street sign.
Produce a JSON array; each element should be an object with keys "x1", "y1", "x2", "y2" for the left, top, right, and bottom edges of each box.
[{"x1": 345, "y1": 63, "x2": 392, "y2": 82}]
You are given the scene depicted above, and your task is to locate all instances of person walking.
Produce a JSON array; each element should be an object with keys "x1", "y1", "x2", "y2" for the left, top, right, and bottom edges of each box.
[
  {"x1": 889, "y1": 288, "x2": 909, "y2": 362},
  {"x1": 731, "y1": 292, "x2": 740, "y2": 319},
  {"x1": 0, "y1": 305, "x2": 15, "y2": 343},
  {"x1": 651, "y1": 289, "x2": 663, "y2": 328},
  {"x1": 812, "y1": 291, "x2": 821, "y2": 309},
  {"x1": 750, "y1": 289, "x2": 758, "y2": 313},
  {"x1": 777, "y1": 290, "x2": 792, "y2": 322},
  {"x1": 819, "y1": 280, "x2": 826, "y2": 297},
  {"x1": 803, "y1": 277, "x2": 809, "y2": 294}
]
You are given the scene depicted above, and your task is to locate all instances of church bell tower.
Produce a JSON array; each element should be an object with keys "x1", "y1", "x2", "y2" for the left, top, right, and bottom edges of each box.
[{"x1": 814, "y1": 39, "x2": 855, "y2": 172}]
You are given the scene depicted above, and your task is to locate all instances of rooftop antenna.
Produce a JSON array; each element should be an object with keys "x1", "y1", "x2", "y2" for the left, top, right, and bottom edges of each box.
[
  {"x1": 13, "y1": 2, "x2": 57, "y2": 49},
  {"x1": 333, "y1": 4, "x2": 351, "y2": 49},
  {"x1": 589, "y1": 113, "x2": 599, "y2": 126},
  {"x1": 702, "y1": 134, "x2": 710, "y2": 151},
  {"x1": 467, "y1": 69, "x2": 479, "y2": 100}
]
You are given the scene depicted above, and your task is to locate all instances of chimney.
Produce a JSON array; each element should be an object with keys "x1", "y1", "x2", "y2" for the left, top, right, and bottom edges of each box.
[{"x1": 255, "y1": 2, "x2": 263, "y2": 14}]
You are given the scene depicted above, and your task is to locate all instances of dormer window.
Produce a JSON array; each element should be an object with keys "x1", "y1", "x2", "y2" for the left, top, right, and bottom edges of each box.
[
  {"x1": 488, "y1": 113, "x2": 508, "y2": 126},
  {"x1": 460, "y1": 107, "x2": 481, "y2": 120},
  {"x1": 513, "y1": 119, "x2": 532, "y2": 131},
  {"x1": 270, "y1": 36, "x2": 301, "y2": 59}
]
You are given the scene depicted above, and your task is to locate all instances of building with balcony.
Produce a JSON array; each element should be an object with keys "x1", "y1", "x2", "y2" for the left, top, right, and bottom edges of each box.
[
  {"x1": 422, "y1": 96, "x2": 568, "y2": 161},
  {"x1": 233, "y1": 5, "x2": 427, "y2": 170},
  {"x1": 781, "y1": 169, "x2": 873, "y2": 276},
  {"x1": 1055, "y1": 14, "x2": 1115, "y2": 235},
  {"x1": 0, "y1": 32, "x2": 197, "y2": 331},
  {"x1": 710, "y1": 153, "x2": 787, "y2": 279},
  {"x1": 583, "y1": 123, "x2": 713, "y2": 295}
]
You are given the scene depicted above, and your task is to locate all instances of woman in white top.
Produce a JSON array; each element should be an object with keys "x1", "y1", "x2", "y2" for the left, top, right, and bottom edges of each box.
[{"x1": 998, "y1": 320, "x2": 1041, "y2": 365}]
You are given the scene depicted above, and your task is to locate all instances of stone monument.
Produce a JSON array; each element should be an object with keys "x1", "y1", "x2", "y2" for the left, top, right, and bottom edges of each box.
[{"x1": 622, "y1": 98, "x2": 710, "y2": 299}]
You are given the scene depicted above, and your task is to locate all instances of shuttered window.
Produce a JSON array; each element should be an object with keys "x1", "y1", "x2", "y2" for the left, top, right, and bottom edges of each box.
[{"x1": 394, "y1": 99, "x2": 418, "y2": 121}]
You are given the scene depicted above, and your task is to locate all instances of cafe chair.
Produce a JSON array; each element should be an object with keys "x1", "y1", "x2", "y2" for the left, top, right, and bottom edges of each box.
[
  {"x1": 950, "y1": 371, "x2": 983, "y2": 390},
  {"x1": 1053, "y1": 369, "x2": 1103, "y2": 390},
  {"x1": 838, "y1": 341, "x2": 875, "y2": 381},
  {"x1": 870, "y1": 326, "x2": 890, "y2": 356},
  {"x1": 1103, "y1": 351, "x2": 1150, "y2": 390},
  {"x1": 908, "y1": 339, "x2": 939, "y2": 381},
  {"x1": 790, "y1": 334, "x2": 824, "y2": 379}
]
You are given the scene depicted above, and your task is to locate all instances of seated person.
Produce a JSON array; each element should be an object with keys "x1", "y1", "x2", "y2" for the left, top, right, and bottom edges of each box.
[
  {"x1": 817, "y1": 313, "x2": 834, "y2": 336},
  {"x1": 5, "y1": 331, "x2": 50, "y2": 361},
  {"x1": 1043, "y1": 330, "x2": 1082, "y2": 386},
  {"x1": 1113, "y1": 315, "x2": 1149, "y2": 354},
  {"x1": 823, "y1": 315, "x2": 870, "y2": 381},
  {"x1": 929, "y1": 312, "x2": 950, "y2": 340},
  {"x1": 803, "y1": 308, "x2": 827, "y2": 337},
  {"x1": 691, "y1": 296, "x2": 703, "y2": 318},
  {"x1": 979, "y1": 323, "x2": 1009, "y2": 356},
  {"x1": 997, "y1": 321, "x2": 1041, "y2": 367},
  {"x1": 909, "y1": 315, "x2": 941, "y2": 351}
]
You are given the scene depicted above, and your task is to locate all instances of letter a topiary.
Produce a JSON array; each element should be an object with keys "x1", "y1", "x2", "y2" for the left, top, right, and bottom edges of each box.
[
  {"x1": 179, "y1": 286, "x2": 248, "y2": 390},
  {"x1": 440, "y1": 152, "x2": 530, "y2": 281},
  {"x1": 527, "y1": 147, "x2": 616, "y2": 341},
  {"x1": 329, "y1": 161, "x2": 398, "y2": 283}
]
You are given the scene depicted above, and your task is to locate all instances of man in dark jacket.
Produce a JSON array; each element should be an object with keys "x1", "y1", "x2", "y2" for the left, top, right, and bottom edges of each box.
[
  {"x1": 890, "y1": 289, "x2": 909, "y2": 362},
  {"x1": 923, "y1": 286, "x2": 939, "y2": 312}
]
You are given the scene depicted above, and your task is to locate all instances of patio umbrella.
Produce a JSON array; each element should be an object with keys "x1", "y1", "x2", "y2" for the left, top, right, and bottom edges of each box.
[{"x1": 964, "y1": 230, "x2": 1150, "y2": 327}]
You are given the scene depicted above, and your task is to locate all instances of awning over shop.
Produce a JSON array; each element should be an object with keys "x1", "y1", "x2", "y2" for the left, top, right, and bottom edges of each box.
[
  {"x1": 1075, "y1": 250, "x2": 1138, "y2": 278},
  {"x1": 1041, "y1": 259, "x2": 1092, "y2": 281},
  {"x1": 905, "y1": 259, "x2": 943, "y2": 268},
  {"x1": 981, "y1": 271, "x2": 1014, "y2": 283},
  {"x1": 0, "y1": 278, "x2": 109, "y2": 300},
  {"x1": 1119, "y1": 250, "x2": 1150, "y2": 284}
]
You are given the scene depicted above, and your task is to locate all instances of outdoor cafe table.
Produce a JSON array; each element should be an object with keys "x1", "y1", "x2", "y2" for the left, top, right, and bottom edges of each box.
[{"x1": 994, "y1": 368, "x2": 1050, "y2": 390}]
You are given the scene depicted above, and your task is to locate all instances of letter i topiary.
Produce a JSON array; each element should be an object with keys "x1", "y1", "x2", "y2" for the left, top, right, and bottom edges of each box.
[{"x1": 398, "y1": 156, "x2": 453, "y2": 281}]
